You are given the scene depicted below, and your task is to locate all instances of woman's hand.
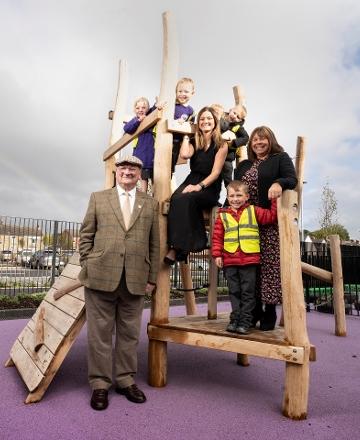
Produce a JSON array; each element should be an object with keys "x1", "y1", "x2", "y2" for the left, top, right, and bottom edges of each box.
[
  {"x1": 182, "y1": 184, "x2": 201, "y2": 193},
  {"x1": 268, "y1": 182, "x2": 283, "y2": 199}
]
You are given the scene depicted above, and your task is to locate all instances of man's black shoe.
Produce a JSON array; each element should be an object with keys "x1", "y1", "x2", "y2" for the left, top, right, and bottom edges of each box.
[
  {"x1": 90, "y1": 389, "x2": 108, "y2": 411},
  {"x1": 115, "y1": 384, "x2": 147, "y2": 404}
]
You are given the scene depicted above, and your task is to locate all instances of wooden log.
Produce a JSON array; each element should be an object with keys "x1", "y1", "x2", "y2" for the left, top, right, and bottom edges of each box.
[
  {"x1": 148, "y1": 339, "x2": 167, "y2": 387},
  {"x1": 301, "y1": 261, "x2": 332, "y2": 283},
  {"x1": 329, "y1": 235, "x2": 346, "y2": 336},
  {"x1": 233, "y1": 85, "x2": 248, "y2": 165},
  {"x1": 19, "y1": 325, "x2": 53, "y2": 374},
  {"x1": 148, "y1": 11, "x2": 179, "y2": 388},
  {"x1": 103, "y1": 109, "x2": 162, "y2": 162},
  {"x1": 34, "y1": 308, "x2": 45, "y2": 352},
  {"x1": 53, "y1": 279, "x2": 82, "y2": 300},
  {"x1": 104, "y1": 59, "x2": 128, "y2": 188},
  {"x1": 208, "y1": 207, "x2": 219, "y2": 319},
  {"x1": 237, "y1": 353, "x2": 250, "y2": 367},
  {"x1": 25, "y1": 312, "x2": 86, "y2": 403},
  {"x1": 148, "y1": 325, "x2": 305, "y2": 364},
  {"x1": 46, "y1": 287, "x2": 85, "y2": 319},
  {"x1": 179, "y1": 262, "x2": 197, "y2": 315},
  {"x1": 295, "y1": 136, "x2": 306, "y2": 228},
  {"x1": 28, "y1": 317, "x2": 64, "y2": 355},
  {"x1": 278, "y1": 191, "x2": 310, "y2": 420}
]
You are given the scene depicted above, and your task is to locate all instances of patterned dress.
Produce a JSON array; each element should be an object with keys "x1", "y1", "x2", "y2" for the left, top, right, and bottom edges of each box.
[{"x1": 241, "y1": 160, "x2": 281, "y2": 304}]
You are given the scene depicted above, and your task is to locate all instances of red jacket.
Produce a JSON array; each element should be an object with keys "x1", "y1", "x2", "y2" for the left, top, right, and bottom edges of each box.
[{"x1": 211, "y1": 200, "x2": 277, "y2": 267}]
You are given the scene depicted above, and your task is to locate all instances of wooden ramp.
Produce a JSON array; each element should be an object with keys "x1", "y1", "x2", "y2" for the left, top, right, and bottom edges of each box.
[{"x1": 5, "y1": 255, "x2": 85, "y2": 403}]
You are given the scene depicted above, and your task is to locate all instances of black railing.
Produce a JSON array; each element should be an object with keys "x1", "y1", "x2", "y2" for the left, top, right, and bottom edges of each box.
[{"x1": 1, "y1": 215, "x2": 359, "y2": 316}]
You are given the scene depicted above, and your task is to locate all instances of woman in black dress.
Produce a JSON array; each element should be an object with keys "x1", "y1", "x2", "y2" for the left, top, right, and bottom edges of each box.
[
  {"x1": 164, "y1": 107, "x2": 228, "y2": 264},
  {"x1": 234, "y1": 126, "x2": 297, "y2": 330}
]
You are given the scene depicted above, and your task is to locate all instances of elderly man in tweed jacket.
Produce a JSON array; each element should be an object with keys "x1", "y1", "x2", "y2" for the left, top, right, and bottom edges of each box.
[{"x1": 79, "y1": 155, "x2": 160, "y2": 411}]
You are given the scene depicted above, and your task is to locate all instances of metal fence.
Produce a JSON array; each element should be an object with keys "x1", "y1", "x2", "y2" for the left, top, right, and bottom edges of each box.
[
  {"x1": 0, "y1": 215, "x2": 81, "y2": 296},
  {"x1": 1, "y1": 215, "x2": 359, "y2": 316}
]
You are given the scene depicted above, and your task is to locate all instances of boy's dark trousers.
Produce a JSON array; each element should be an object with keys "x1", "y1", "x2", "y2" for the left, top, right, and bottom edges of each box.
[
  {"x1": 221, "y1": 159, "x2": 234, "y2": 188},
  {"x1": 224, "y1": 265, "x2": 257, "y2": 329}
]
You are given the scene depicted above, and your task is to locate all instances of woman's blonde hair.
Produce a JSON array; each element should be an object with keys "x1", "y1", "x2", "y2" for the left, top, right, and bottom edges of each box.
[{"x1": 194, "y1": 107, "x2": 223, "y2": 151}]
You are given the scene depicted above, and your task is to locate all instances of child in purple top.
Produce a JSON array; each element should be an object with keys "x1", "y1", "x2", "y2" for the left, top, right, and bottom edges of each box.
[
  {"x1": 123, "y1": 97, "x2": 157, "y2": 192},
  {"x1": 171, "y1": 77, "x2": 196, "y2": 173}
]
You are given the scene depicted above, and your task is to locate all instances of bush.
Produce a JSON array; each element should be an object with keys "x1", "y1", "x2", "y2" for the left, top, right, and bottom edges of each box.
[{"x1": 0, "y1": 293, "x2": 46, "y2": 310}]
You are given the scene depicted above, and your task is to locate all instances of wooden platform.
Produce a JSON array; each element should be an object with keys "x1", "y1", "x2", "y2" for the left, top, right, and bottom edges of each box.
[
  {"x1": 5, "y1": 255, "x2": 85, "y2": 403},
  {"x1": 148, "y1": 313, "x2": 316, "y2": 364}
]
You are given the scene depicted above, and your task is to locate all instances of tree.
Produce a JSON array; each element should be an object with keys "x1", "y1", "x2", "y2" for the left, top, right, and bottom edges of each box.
[
  {"x1": 318, "y1": 180, "x2": 337, "y2": 229},
  {"x1": 310, "y1": 224, "x2": 350, "y2": 241}
]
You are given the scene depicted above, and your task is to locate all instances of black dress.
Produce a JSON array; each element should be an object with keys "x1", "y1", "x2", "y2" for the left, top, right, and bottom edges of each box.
[{"x1": 168, "y1": 141, "x2": 222, "y2": 253}]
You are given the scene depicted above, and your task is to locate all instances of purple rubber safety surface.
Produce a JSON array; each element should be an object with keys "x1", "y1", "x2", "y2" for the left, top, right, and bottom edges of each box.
[{"x1": 1, "y1": 303, "x2": 359, "y2": 440}]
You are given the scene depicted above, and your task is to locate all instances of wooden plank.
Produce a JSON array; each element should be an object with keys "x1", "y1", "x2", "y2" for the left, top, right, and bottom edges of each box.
[
  {"x1": 207, "y1": 207, "x2": 219, "y2": 319},
  {"x1": 28, "y1": 317, "x2": 64, "y2": 355},
  {"x1": 17, "y1": 325, "x2": 54, "y2": 375},
  {"x1": 166, "y1": 119, "x2": 195, "y2": 134},
  {"x1": 301, "y1": 261, "x2": 332, "y2": 284},
  {"x1": 32, "y1": 300, "x2": 75, "y2": 337},
  {"x1": 52, "y1": 276, "x2": 84, "y2": 301},
  {"x1": 103, "y1": 109, "x2": 162, "y2": 161},
  {"x1": 60, "y1": 263, "x2": 81, "y2": 280},
  {"x1": 46, "y1": 288, "x2": 85, "y2": 319},
  {"x1": 68, "y1": 253, "x2": 80, "y2": 266},
  {"x1": 26, "y1": 312, "x2": 86, "y2": 403},
  {"x1": 5, "y1": 358, "x2": 15, "y2": 367},
  {"x1": 148, "y1": 325, "x2": 304, "y2": 364},
  {"x1": 34, "y1": 307, "x2": 45, "y2": 352},
  {"x1": 10, "y1": 339, "x2": 44, "y2": 392},
  {"x1": 53, "y1": 279, "x2": 82, "y2": 300}
]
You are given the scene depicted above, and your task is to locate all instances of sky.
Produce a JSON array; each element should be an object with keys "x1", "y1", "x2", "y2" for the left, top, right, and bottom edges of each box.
[{"x1": 1, "y1": 0, "x2": 360, "y2": 239}]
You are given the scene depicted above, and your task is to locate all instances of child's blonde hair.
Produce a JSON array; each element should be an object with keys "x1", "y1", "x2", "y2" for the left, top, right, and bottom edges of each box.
[
  {"x1": 227, "y1": 180, "x2": 249, "y2": 194},
  {"x1": 133, "y1": 96, "x2": 150, "y2": 110},
  {"x1": 230, "y1": 104, "x2": 247, "y2": 120},
  {"x1": 210, "y1": 103, "x2": 225, "y2": 121},
  {"x1": 176, "y1": 77, "x2": 195, "y2": 92}
]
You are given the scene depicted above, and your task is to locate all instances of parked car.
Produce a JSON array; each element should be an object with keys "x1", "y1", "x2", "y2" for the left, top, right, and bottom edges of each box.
[
  {"x1": 0, "y1": 250, "x2": 13, "y2": 262},
  {"x1": 16, "y1": 249, "x2": 33, "y2": 266},
  {"x1": 30, "y1": 249, "x2": 62, "y2": 269}
]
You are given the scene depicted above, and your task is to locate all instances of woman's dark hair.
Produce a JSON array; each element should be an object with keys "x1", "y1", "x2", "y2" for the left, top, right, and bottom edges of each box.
[
  {"x1": 247, "y1": 126, "x2": 284, "y2": 161},
  {"x1": 194, "y1": 106, "x2": 223, "y2": 150}
]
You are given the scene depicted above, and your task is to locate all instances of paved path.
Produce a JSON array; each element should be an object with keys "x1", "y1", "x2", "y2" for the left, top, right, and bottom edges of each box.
[{"x1": 1, "y1": 303, "x2": 359, "y2": 440}]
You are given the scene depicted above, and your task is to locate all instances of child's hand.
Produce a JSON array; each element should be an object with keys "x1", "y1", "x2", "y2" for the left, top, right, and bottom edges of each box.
[
  {"x1": 222, "y1": 130, "x2": 236, "y2": 141},
  {"x1": 138, "y1": 114, "x2": 146, "y2": 122},
  {"x1": 155, "y1": 96, "x2": 166, "y2": 110},
  {"x1": 214, "y1": 257, "x2": 223, "y2": 268}
]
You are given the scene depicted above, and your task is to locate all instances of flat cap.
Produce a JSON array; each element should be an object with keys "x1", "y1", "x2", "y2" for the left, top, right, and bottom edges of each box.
[{"x1": 115, "y1": 155, "x2": 143, "y2": 168}]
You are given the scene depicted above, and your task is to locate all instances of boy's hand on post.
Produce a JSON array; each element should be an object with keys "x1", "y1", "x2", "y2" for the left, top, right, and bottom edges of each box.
[{"x1": 215, "y1": 257, "x2": 223, "y2": 268}]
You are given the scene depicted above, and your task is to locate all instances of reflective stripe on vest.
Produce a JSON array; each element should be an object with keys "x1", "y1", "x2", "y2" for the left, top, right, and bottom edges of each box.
[
  {"x1": 220, "y1": 206, "x2": 260, "y2": 253},
  {"x1": 231, "y1": 124, "x2": 241, "y2": 133}
]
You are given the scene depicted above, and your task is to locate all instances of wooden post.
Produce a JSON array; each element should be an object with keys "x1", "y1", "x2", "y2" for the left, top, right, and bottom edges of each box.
[
  {"x1": 233, "y1": 85, "x2": 248, "y2": 164},
  {"x1": 295, "y1": 136, "x2": 306, "y2": 227},
  {"x1": 179, "y1": 262, "x2": 197, "y2": 315},
  {"x1": 278, "y1": 191, "x2": 310, "y2": 420},
  {"x1": 208, "y1": 207, "x2": 218, "y2": 319},
  {"x1": 148, "y1": 11, "x2": 179, "y2": 387},
  {"x1": 104, "y1": 59, "x2": 128, "y2": 189},
  {"x1": 329, "y1": 235, "x2": 346, "y2": 336}
]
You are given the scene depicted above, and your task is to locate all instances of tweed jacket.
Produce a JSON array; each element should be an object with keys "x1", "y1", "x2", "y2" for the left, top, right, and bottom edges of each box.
[{"x1": 78, "y1": 187, "x2": 160, "y2": 294}]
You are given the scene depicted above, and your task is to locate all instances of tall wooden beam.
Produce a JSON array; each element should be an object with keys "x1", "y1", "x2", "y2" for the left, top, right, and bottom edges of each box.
[
  {"x1": 278, "y1": 191, "x2": 310, "y2": 419},
  {"x1": 329, "y1": 235, "x2": 346, "y2": 336},
  {"x1": 148, "y1": 11, "x2": 179, "y2": 388},
  {"x1": 104, "y1": 59, "x2": 128, "y2": 189}
]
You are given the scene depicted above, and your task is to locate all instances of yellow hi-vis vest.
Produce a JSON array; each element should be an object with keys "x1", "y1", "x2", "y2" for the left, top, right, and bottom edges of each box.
[{"x1": 220, "y1": 206, "x2": 260, "y2": 253}]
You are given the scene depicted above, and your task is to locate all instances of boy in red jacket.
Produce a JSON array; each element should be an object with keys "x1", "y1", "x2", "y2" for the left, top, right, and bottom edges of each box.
[{"x1": 211, "y1": 181, "x2": 277, "y2": 334}]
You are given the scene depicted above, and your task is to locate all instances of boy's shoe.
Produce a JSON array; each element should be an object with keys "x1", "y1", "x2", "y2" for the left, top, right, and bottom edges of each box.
[
  {"x1": 235, "y1": 326, "x2": 250, "y2": 335},
  {"x1": 226, "y1": 321, "x2": 238, "y2": 332}
]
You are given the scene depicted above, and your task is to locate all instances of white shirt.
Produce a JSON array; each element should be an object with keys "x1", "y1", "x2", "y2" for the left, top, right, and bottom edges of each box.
[{"x1": 116, "y1": 185, "x2": 137, "y2": 213}]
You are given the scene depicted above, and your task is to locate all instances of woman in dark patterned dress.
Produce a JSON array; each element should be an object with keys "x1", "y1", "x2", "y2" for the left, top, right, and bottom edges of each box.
[
  {"x1": 164, "y1": 107, "x2": 228, "y2": 264},
  {"x1": 234, "y1": 126, "x2": 297, "y2": 330}
]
